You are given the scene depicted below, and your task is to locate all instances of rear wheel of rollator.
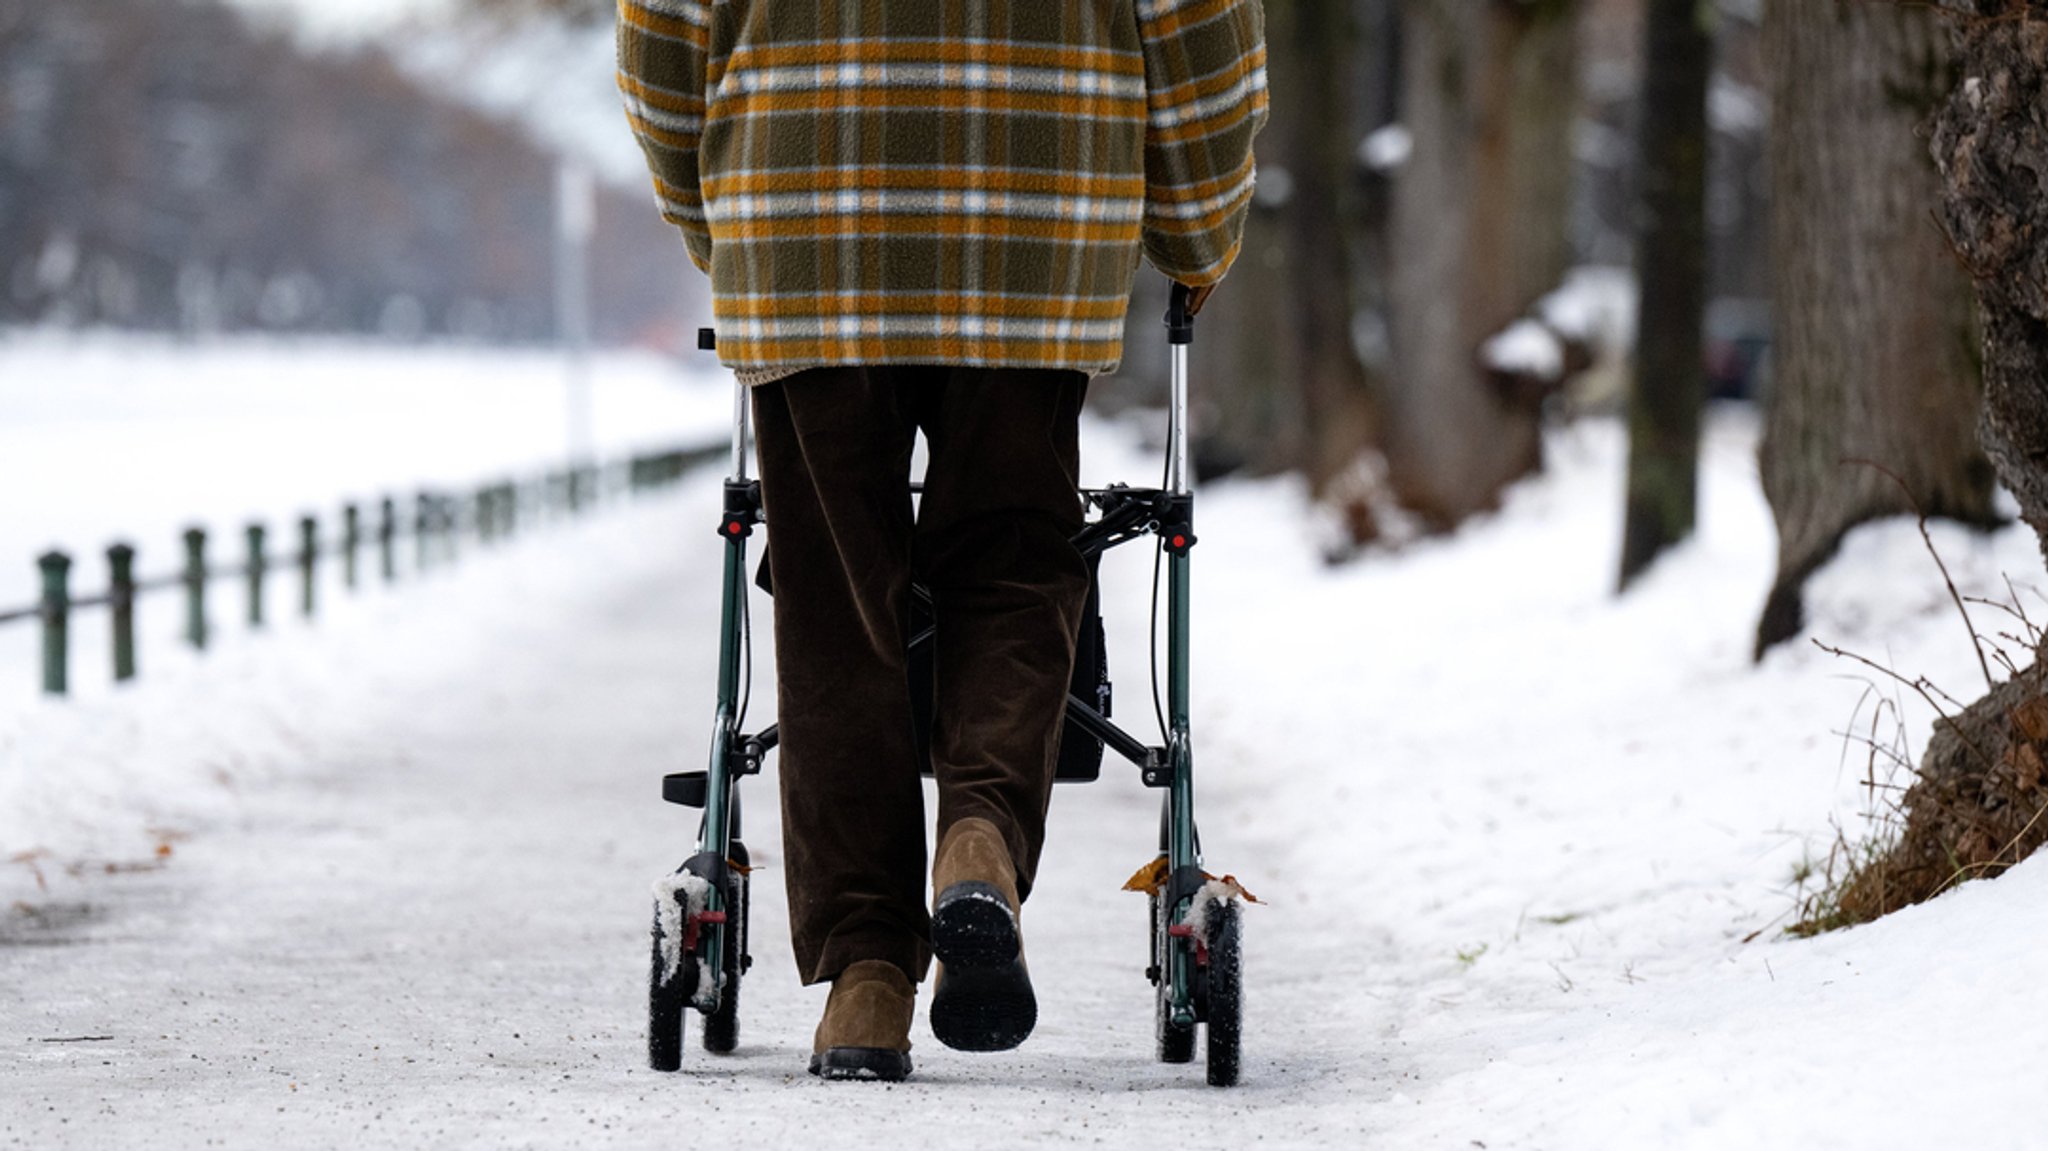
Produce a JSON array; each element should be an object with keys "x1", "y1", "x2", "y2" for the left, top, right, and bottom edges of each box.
[
  {"x1": 1151, "y1": 892, "x2": 1195, "y2": 1063},
  {"x1": 701, "y1": 849, "x2": 750, "y2": 1054},
  {"x1": 1204, "y1": 901, "x2": 1243, "y2": 1087},
  {"x1": 649, "y1": 901, "x2": 689, "y2": 1071}
]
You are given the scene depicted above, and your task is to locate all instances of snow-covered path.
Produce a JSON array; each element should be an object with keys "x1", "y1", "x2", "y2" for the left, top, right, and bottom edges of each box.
[{"x1": 7, "y1": 412, "x2": 2048, "y2": 1148}]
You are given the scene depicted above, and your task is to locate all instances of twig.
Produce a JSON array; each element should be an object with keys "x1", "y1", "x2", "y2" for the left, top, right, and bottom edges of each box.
[
  {"x1": 1812, "y1": 640, "x2": 1998, "y2": 772},
  {"x1": 38, "y1": 1036, "x2": 113, "y2": 1044},
  {"x1": 1841, "y1": 457, "x2": 1994, "y2": 691}
]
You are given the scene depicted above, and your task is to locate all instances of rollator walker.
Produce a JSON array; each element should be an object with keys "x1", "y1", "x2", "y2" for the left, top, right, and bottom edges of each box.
[{"x1": 648, "y1": 281, "x2": 1246, "y2": 1087}]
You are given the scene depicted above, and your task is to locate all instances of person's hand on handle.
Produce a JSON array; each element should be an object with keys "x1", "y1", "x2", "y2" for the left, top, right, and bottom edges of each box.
[{"x1": 1183, "y1": 282, "x2": 1216, "y2": 317}]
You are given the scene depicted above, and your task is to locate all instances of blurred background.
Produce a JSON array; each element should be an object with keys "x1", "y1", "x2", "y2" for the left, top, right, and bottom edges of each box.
[{"x1": 0, "y1": 0, "x2": 2012, "y2": 648}]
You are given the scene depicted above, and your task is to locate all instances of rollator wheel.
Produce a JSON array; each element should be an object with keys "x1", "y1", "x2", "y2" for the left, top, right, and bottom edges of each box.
[
  {"x1": 1151, "y1": 892, "x2": 1196, "y2": 1063},
  {"x1": 701, "y1": 862, "x2": 749, "y2": 1054},
  {"x1": 649, "y1": 900, "x2": 689, "y2": 1071},
  {"x1": 1204, "y1": 900, "x2": 1243, "y2": 1087}
]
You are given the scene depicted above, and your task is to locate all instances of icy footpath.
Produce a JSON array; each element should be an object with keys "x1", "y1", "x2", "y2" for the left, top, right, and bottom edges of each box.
[{"x1": 5, "y1": 411, "x2": 2048, "y2": 1148}]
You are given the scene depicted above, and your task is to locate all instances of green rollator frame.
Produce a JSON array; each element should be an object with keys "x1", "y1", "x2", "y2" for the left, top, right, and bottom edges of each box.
[{"x1": 649, "y1": 282, "x2": 1243, "y2": 1086}]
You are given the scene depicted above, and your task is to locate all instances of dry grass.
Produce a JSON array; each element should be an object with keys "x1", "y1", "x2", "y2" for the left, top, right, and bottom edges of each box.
[{"x1": 1791, "y1": 569, "x2": 2048, "y2": 936}]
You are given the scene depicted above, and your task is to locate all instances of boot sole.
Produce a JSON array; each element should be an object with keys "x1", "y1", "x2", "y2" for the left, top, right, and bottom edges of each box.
[
  {"x1": 809, "y1": 1047, "x2": 913, "y2": 1082},
  {"x1": 930, "y1": 881, "x2": 1021, "y2": 969},
  {"x1": 930, "y1": 958, "x2": 1036, "y2": 1052}
]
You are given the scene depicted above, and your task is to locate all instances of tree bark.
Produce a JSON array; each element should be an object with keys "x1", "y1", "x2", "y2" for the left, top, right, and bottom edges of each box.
[
  {"x1": 1384, "y1": 0, "x2": 1579, "y2": 532},
  {"x1": 1931, "y1": 2, "x2": 2048, "y2": 564},
  {"x1": 1753, "y1": 0, "x2": 1998, "y2": 656},
  {"x1": 1283, "y1": 0, "x2": 1384, "y2": 501},
  {"x1": 1617, "y1": 0, "x2": 1711, "y2": 589},
  {"x1": 1818, "y1": 2, "x2": 2048, "y2": 932}
]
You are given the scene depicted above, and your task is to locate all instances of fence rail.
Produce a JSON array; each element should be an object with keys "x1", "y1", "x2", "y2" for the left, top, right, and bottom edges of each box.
[{"x1": 4, "y1": 442, "x2": 723, "y2": 696}]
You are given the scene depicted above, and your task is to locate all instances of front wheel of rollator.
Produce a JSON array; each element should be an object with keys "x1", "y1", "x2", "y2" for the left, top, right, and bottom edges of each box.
[
  {"x1": 648, "y1": 901, "x2": 694, "y2": 1072},
  {"x1": 1204, "y1": 900, "x2": 1244, "y2": 1087},
  {"x1": 701, "y1": 851, "x2": 750, "y2": 1054},
  {"x1": 1151, "y1": 892, "x2": 1196, "y2": 1063}
]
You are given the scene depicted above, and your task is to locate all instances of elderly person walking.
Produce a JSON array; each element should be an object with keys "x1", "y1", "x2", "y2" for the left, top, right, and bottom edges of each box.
[{"x1": 619, "y1": 0, "x2": 1266, "y2": 1081}]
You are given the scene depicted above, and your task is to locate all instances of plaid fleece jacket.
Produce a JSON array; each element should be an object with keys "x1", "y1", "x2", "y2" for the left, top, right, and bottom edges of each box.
[{"x1": 617, "y1": 0, "x2": 1268, "y2": 379}]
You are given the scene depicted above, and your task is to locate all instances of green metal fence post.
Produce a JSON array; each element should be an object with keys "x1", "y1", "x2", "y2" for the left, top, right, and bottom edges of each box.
[
  {"x1": 183, "y1": 527, "x2": 209, "y2": 651},
  {"x1": 379, "y1": 497, "x2": 397, "y2": 583},
  {"x1": 39, "y1": 551, "x2": 70, "y2": 696},
  {"x1": 246, "y1": 523, "x2": 267, "y2": 629},
  {"x1": 298, "y1": 515, "x2": 318, "y2": 619},
  {"x1": 108, "y1": 543, "x2": 136, "y2": 683},
  {"x1": 342, "y1": 504, "x2": 361, "y2": 591}
]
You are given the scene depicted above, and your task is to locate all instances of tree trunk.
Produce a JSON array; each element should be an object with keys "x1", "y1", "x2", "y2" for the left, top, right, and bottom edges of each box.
[
  {"x1": 1384, "y1": 0, "x2": 1579, "y2": 532},
  {"x1": 1816, "y1": 2, "x2": 2048, "y2": 932},
  {"x1": 1274, "y1": 0, "x2": 1382, "y2": 503},
  {"x1": 1617, "y1": 0, "x2": 1711, "y2": 589},
  {"x1": 1753, "y1": 0, "x2": 1998, "y2": 656},
  {"x1": 1932, "y1": 2, "x2": 2048, "y2": 563}
]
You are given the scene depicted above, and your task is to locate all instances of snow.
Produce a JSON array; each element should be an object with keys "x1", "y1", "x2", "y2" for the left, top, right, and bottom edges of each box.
[
  {"x1": 1359, "y1": 124, "x2": 1413, "y2": 173},
  {"x1": 1178, "y1": 879, "x2": 1248, "y2": 944},
  {"x1": 651, "y1": 871, "x2": 713, "y2": 987},
  {"x1": 0, "y1": 331, "x2": 730, "y2": 700},
  {"x1": 1537, "y1": 265, "x2": 1638, "y2": 354},
  {"x1": 1481, "y1": 318, "x2": 1565, "y2": 380},
  {"x1": 5, "y1": 343, "x2": 2048, "y2": 1147}
]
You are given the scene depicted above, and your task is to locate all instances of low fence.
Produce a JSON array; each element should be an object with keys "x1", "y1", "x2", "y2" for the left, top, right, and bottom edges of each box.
[{"x1": 0, "y1": 443, "x2": 722, "y2": 697}]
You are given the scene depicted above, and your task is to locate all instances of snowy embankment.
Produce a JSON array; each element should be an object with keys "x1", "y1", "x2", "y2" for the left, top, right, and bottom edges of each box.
[
  {"x1": 0, "y1": 332, "x2": 728, "y2": 696},
  {"x1": 0, "y1": 331, "x2": 724, "y2": 867},
  {"x1": 5, "y1": 364, "x2": 2047, "y2": 1146}
]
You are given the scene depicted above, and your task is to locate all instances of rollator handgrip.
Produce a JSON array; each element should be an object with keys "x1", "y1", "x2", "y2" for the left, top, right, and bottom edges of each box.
[{"x1": 1166, "y1": 283, "x2": 1196, "y2": 345}]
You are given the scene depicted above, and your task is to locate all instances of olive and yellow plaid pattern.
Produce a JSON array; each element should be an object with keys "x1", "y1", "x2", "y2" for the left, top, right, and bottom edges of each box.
[{"x1": 619, "y1": 0, "x2": 1267, "y2": 377}]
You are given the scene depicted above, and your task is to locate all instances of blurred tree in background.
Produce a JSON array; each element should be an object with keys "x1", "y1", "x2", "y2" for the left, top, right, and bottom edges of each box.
[
  {"x1": 1387, "y1": 0, "x2": 1581, "y2": 533},
  {"x1": 1618, "y1": 0, "x2": 1709, "y2": 589},
  {"x1": 0, "y1": 0, "x2": 692, "y2": 343},
  {"x1": 1754, "y1": 0, "x2": 1996, "y2": 656}
]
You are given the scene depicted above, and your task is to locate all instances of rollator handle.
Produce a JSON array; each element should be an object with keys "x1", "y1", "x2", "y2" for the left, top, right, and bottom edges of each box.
[{"x1": 1166, "y1": 284, "x2": 1196, "y2": 346}]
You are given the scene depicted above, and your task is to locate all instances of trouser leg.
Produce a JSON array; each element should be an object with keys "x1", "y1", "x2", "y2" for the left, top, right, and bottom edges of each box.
[
  {"x1": 753, "y1": 368, "x2": 929, "y2": 986},
  {"x1": 915, "y1": 367, "x2": 1091, "y2": 903}
]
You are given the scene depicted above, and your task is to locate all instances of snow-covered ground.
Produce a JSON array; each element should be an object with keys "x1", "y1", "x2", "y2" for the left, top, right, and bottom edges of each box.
[
  {"x1": 4, "y1": 343, "x2": 2047, "y2": 1147},
  {"x1": 0, "y1": 332, "x2": 729, "y2": 701}
]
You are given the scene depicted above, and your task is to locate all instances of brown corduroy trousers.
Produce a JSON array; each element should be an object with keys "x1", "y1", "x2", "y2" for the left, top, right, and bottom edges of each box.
[{"x1": 753, "y1": 365, "x2": 1091, "y2": 987}]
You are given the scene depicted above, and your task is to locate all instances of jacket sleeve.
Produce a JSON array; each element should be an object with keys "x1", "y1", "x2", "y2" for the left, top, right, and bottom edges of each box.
[
  {"x1": 617, "y1": 0, "x2": 713, "y2": 274},
  {"x1": 1137, "y1": 0, "x2": 1270, "y2": 287}
]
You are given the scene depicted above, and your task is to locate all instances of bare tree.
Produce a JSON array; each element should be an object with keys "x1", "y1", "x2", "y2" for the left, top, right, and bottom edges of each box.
[
  {"x1": 1753, "y1": 0, "x2": 1997, "y2": 657},
  {"x1": 1273, "y1": 0, "x2": 1384, "y2": 504},
  {"x1": 1617, "y1": 0, "x2": 1711, "y2": 589},
  {"x1": 1933, "y1": 2, "x2": 2048, "y2": 563},
  {"x1": 1818, "y1": 0, "x2": 2048, "y2": 929},
  {"x1": 0, "y1": 0, "x2": 692, "y2": 341},
  {"x1": 1385, "y1": 0, "x2": 1580, "y2": 532}
]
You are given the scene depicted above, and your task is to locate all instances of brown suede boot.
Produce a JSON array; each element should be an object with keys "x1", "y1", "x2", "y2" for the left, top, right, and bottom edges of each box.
[
  {"x1": 810, "y1": 959, "x2": 915, "y2": 1081},
  {"x1": 929, "y1": 817, "x2": 1037, "y2": 1052}
]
